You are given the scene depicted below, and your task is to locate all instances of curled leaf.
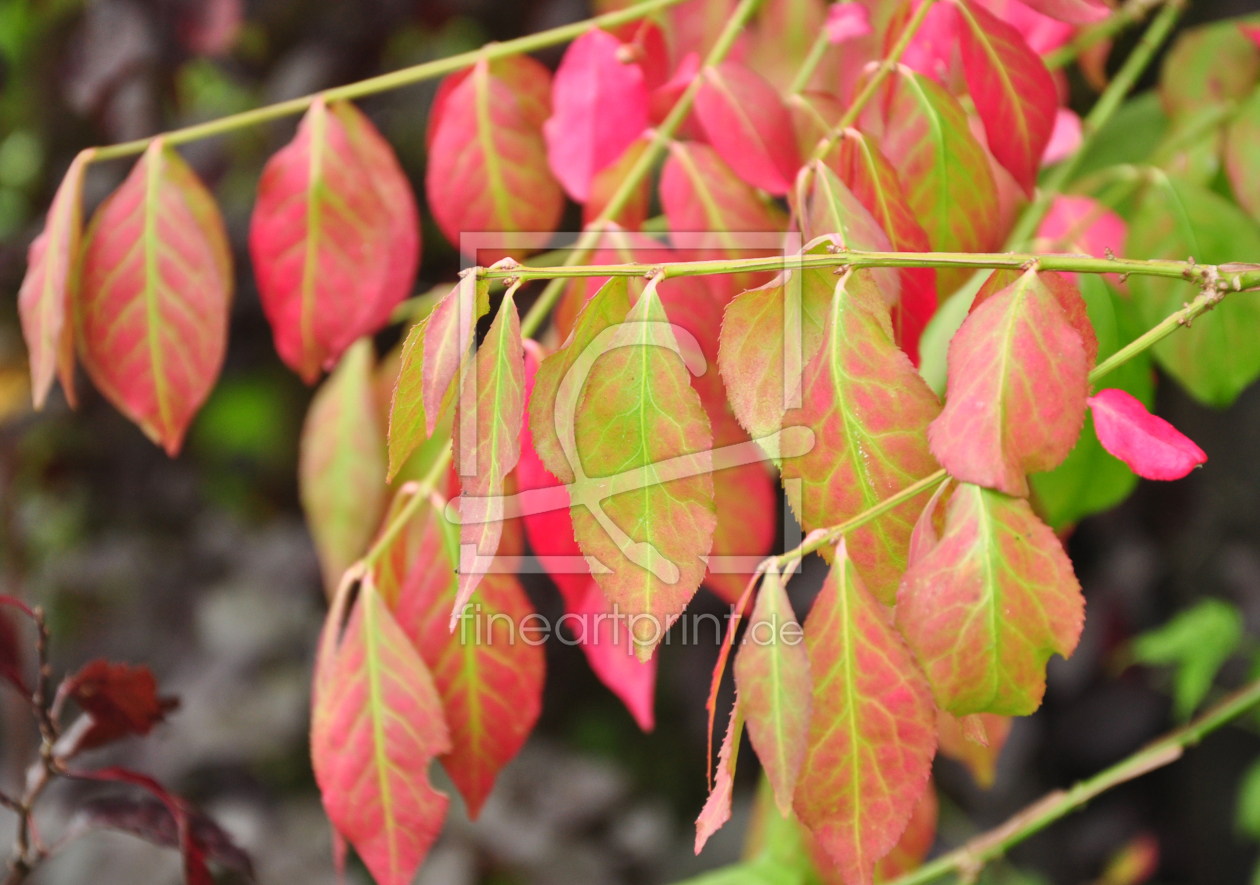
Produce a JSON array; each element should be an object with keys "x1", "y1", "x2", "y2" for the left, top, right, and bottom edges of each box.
[
  {"x1": 64, "y1": 660, "x2": 179, "y2": 751},
  {"x1": 1088, "y1": 388, "x2": 1206, "y2": 480}
]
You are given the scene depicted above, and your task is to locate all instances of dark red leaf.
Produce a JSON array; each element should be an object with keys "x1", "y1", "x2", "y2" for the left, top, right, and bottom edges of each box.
[
  {"x1": 694, "y1": 61, "x2": 801, "y2": 195},
  {"x1": 65, "y1": 660, "x2": 179, "y2": 751},
  {"x1": 0, "y1": 607, "x2": 27, "y2": 695}
]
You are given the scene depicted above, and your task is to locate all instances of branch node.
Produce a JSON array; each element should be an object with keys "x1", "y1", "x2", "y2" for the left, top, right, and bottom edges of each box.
[{"x1": 1105, "y1": 247, "x2": 1116, "y2": 260}]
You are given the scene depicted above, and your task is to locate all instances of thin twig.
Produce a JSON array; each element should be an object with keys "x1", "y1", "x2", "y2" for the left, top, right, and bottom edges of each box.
[
  {"x1": 886, "y1": 677, "x2": 1260, "y2": 885},
  {"x1": 89, "y1": 0, "x2": 688, "y2": 162}
]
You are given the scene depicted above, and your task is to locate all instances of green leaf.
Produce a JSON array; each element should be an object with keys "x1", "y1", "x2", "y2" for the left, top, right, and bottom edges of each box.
[
  {"x1": 1236, "y1": 757, "x2": 1260, "y2": 840},
  {"x1": 1127, "y1": 176, "x2": 1260, "y2": 407},
  {"x1": 1030, "y1": 277, "x2": 1154, "y2": 528},
  {"x1": 299, "y1": 338, "x2": 388, "y2": 596},
  {"x1": 1131, "y1": 598, "x2": 1243, "y2": 720},
  {"x1": 1225, "y1": 85, "x2": 1260, "y2": 223},
  {"x1": 1158, "y1": 19, "x2": 1260, "y2": 121},
  {"x1": 386, "y1": 315, "x2": 429, "y2": 481}
]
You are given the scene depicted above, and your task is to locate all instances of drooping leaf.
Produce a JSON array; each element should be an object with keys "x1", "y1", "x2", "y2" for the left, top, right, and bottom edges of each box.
[
  {"x1": 1225, "y1": 87, "x2": 1260, "y2": 222},
  {"x1": 565, "y1": 579, "x2": 659, "y2": 731},
  {"x1": 544, "y1": 28, "x2": 650, "y2": 203},
  {"x1": 1158, "y1": 19, "x2": 1260, "y2": 121},
  {"x1": 63, "y1": 660, "x2": 179, "y2": 752},
  {"x1": 660, "y1": 140, "x2": 787, "y2": 260},
  {"x1": 793, "y1": 539, "x2": 937, "y2": 885},
  {"x1": 896, "y1": 482, "x2": 1085, "y2": 716},
  {"x1": 873, "y1": 70, "x2": 1001, "y2": 294},
  {"x1": 426, "y1": 56, "x2": 564, "y2": 257},
  {"x1": 779, "y1": 270, "x2": 942, "y2": 603},
  {"x1": 566, "y1": 279, "x2": 717, "y2": 659},
  {"x1": 1088, "y1": 388, "x2": 1207, "y2": 481},
  {"x1": 1127, "y1": 176, "x2": 1260, "y2": 407},
  {"x1": 249, "y1": 99, "x2": 420, "y2": 383},
  {"x1": 451, "y1": 289, "x2": 525, "y2": 620},
  {"x1": 18, "y1": 148, "x2": 94, "y2": 409},
  {"x1": 0, "y1": 608, "x2": 25, "y2": 696},
  {"x1": 967, "y1": 268, "x2": 1098, "y2": 367},
  {"x1": 929, "y1": 269, "x2": 1089, "y2": 497},
  {"x1": 694, "y1": 61, "x2": 801, "y2": 196},
  {"x1": 831, "y1": 130, "x2": 937, "y2": 363},
  {"x1": 1131, "y1": 598, "x2": 1242, "y2": 720},
  {"x1": 77, "y1": 139, "x2": 232, "y2": 456},
  {"x1": 936, "y1": 711, "x2": 1011, "y2": 788},
  {"x1": 954, "y1": 0, "x2": 1057, "y2": 196},
  {"x1": 734, "y1": 567, "x2": 812, "y2": 817},
  {"x1": 1029, "y1": 275, "x2": 1151, "y2": 528},
  {"x1": 311, "y1": 575, "x2": 450, "y2": 885},
  {"x1": 299, "y1": 339, "x2": 388, "y2": 596},
  {"x1": 376, "y1": 495, "x2": 544, "y2": 818},
  {"x1": 695, "y1": 697, "x2": 744, "y2": 854}
]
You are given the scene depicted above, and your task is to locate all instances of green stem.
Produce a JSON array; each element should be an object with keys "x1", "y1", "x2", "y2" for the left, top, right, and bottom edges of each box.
[
  {"x1": 518, "y1": 0, "x2": 764, "y2": 339},
  {"x1": 482, "y1": 250, "x2": 1260, "y2": 290},
  {"x1": 1007, "y1": 0, "x2": 1184, "y2": 248},
  {"x1": 89, "y1": 0, "x2": 688, "y2": 162},
  {"x1": 360, "y1": 446, "x2": 453, "y2": 568},
  {"x1": 788, "y1": 28, "x2": 833, "y2": 96},
  {"x1": 1043, "y1": 0, "x2": 1168, "y2": 70},
  {"x1": 887, "y1": 676, "x2": 1260, "y2": 885},
  {"x1": 811, "y1": 0, "x2": 940, "y2": 161}
]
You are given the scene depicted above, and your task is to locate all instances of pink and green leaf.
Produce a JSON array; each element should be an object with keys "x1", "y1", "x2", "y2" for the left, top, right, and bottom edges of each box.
[
  {"x1": 793, "y1": 539, "x2": 937, "y2": 885},
  {"x1": 896, "y1": 482, "x2": 1085, "y2": 716},
  {"x1": 77, "y1": 140, "x2": 232, "y2": 456},
  {"x1": 249, "y1": 99, "x2": 419, "y2": 383}
]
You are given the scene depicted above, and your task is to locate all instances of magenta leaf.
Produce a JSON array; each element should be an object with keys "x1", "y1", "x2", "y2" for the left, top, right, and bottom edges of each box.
[{"x1": 1087, "y1": 388, "x2": 1207, "y2": 481}]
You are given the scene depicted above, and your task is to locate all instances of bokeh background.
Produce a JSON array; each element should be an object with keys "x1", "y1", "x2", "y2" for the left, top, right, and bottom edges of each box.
[{"x1": 4, "y1": 0, "x2": 1260, "y2": 882}]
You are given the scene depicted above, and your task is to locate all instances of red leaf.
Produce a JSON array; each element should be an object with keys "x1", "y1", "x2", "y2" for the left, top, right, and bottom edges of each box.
[
  {"x1": 873, "y1": 70, "x2": 1001, "y2": 294},
  {"x1": 1018, "y1": 0, "x2": 1109, "y2": 24},
  {"x1": 929, "y1": 269, "x2": 1089, "y2": 497},
  {"x1": 518, "y1": 344, "x2": 657, "y2": 730},
  {"x1": 827, "y1": 2, "x2": 873, "y2": 42},
  {"x1": 250, "y1": 99, "x2": 419, "y2": 383},
  {"x1": 955, "y1": 0, "x2": 1058, "y2": 196},
  {"x1": 779, "y1": 269, "x2": 943, "y2": 603},
  {"x1": 937, "y1": 710, "x2": 1012, "y2": 787},
  {"x1": 71, "y1": 767, "x2": 226, "y2": 885},
  {"x1": 18, "y1": 148, "x2": 93, "y2": 409},
  {"x1": 831, "y1": 131, "x2": 937, "y2": 363},
  {"x1": 450, "y1": 291, "x2": 526, "y2": 619},
  {"x1": 970, "y1": 268, "x2": 1098, "y2": 367},
  {"x1": 78, "y1": 140, "x2": 231, "y2": 455},
  {"x1": 896, "y1": 482, "x2": 1084, "y2": 715},
  {"x1": 65, "y1": 660, "x2": 179, "y2": 751},
  {"x1": 379, "y1": 496, "x2": 544, "y2": 818},
  {"x1": 1244, "y1": 23, "x2": 1260, "y2": 50},
  {"x1": 695, "y1": 697, "x2": 743, "y2": 854},
  {"x1": 544, "y1": 28, "x2": 650, "y2": 203},
  {"x1": 311, "y1": 577, "x2": 450, "y2": 885},
  {"x1": 694, "y1": 61, "x2": 801, "y2": 195},
  {"x1": 299, "y1": 340, "x2": 388, "y2": 595},
  {"x1": 427, "y1": 57, "x2": 563, "y2": 257},
  {"x1": 1043, "y1": 108, "x2": 1083, "y2": 165},
  {"x1": 793, "y1": 539, "x2": 936, "y2": 885},
  {"x1": 660, "y1": 141, "x2": 787, "y2": 259},
  {"x1": 1087, "y1": 388, "x2": 1207, "y2": 481},
  {"x1": 976, "y1": 0, "x2": 1075, "y2": 53},
  {"x1": 734, "y1": 566, "x2": 812, "y2": 816},
  {"x1": 0, "y1": 608, "x2": 27, "y2": 695}
]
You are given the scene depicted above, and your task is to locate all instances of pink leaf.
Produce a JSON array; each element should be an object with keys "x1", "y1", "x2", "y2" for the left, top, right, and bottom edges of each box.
[
  {"x1": 974, "y1": 0, "x2": 1075, "y2": 53},
  {"x1": 1087, "y1": 388, "x2": 1207, "y2": 481},
  {"x1": 1243, "y1": 24, "x2": 1260, "y2": 50},
  {"x1": 1016, "y1": 0, "x2": 1109, "y2": 24},
  {"x1": 544, "y1": 29, "x2": 650, "y2": 202},
  {"x1": 694, "y1": 61, "x2": 801, "y2": 196},
  {"x1": 826, "y1": 2, "x2": 872, "y2": 43}
]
